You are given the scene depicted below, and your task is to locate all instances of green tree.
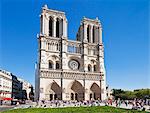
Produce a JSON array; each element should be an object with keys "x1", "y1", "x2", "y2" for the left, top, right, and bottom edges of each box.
[{"x1": 112, "y1": 88, "x2": 150, "y2": 100}]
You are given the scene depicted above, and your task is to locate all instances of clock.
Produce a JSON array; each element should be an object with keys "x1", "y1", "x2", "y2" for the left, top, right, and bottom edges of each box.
[{"x1": 69, "y1": 60, "x2": 79, "y2": 70}]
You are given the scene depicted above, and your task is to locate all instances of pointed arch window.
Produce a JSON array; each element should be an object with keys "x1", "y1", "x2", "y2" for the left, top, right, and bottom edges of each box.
[
  {"x1": 56, "y1": 43, "x2": 59, "y2": 51},
  {"x1": 49, "y1": 61, "x2": 53, "y2": 69},
  {"x1": 88, "y1": 64, "x2": 92, "y2": 72},
  {"x1": 94, "y1": 65, "x2": 97, "y2": 72},
  {"x1": 93, "y1": 26, "x2": 95, "y2": 43},
  {"x1": 40, "y1": 15, "x2": 43, "y2": 33},
  {"x1": 56, "y1": 18, "x2": 59, "y2": 37},
  {"x1": 49, "y1": 17, "x2": 53, "y2": 36},
  {"x1": 87, "y1": 25, "x2": 90, "y2": 42},
  {"x1": 56, "y1": 62, "x2": 60, "y2": 69}
]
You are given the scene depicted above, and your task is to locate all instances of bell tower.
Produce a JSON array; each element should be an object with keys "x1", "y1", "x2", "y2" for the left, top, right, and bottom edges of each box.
[
  {"x1": 38, "y1": 4, "x2": 68, "y2": 69},
  {"x1": 40, "y1": 4, "x2": 67, "y2": 38},
  {"x1": 76, "y1": 17, "x2": 107, "y2": 100}
]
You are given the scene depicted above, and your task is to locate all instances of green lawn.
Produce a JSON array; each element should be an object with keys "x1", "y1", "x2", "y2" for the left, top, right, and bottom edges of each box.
[{"x1": 2, "y1": 106, "x2": 147, "y2": 113}]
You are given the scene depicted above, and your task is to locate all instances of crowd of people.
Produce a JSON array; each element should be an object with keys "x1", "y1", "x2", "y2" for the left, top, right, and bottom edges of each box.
[
  {"x1": 106, "y1": 98, "x2": 150, "y2": 111},
  {"x1": 37, "y1": 100, "x2": 103, "y2": 107},
  {"x1": 27, "y1": 98, "x2": 150, "y2": 111}
]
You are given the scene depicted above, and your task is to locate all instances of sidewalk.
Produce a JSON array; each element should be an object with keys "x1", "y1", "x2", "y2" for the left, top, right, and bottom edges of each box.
[{"x1": 0, "y1": 105, "x2": 15, "y2": 112}]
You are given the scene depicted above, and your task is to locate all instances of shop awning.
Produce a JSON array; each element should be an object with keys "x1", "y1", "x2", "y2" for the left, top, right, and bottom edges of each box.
[{"x1": 3, "y1": 98, "x2": 12, "y2": 100}]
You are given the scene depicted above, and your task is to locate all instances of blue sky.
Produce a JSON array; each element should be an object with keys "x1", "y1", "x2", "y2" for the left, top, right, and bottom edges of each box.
[{"x1": 0, "y1": 0, "x2": 149, "y2": 90}]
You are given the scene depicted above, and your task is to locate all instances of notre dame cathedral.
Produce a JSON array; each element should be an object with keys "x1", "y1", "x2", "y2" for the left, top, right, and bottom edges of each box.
[{"x1": 35, "y1": 5, "x2": 107, "y2": 101}]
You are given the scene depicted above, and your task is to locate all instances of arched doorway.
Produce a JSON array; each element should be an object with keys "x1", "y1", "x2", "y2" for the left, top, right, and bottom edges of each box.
[
  {"x1": 90, "y1": 83, "x2": 101, "y2": 100},
  {"x1": 47, "y1": 82, "x2": 62, "y2": 100},
  {"x1": 70, "y1": 80, "x2": 84, "y2": 101}
]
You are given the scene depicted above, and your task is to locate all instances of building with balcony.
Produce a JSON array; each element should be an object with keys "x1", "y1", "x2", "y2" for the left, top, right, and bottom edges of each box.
[
  {"x1": 18, "y1": 78, "x2": 32, "y2": 100},
  {"x1": 35, "y1": 5, "x2": 107, "y2": 101},
  {"x1": 0, "y1": 69, "x2": 12, "y2": 100},
  {"x1": 11, "y1": 75, "x2": 22, "y2": 99}
]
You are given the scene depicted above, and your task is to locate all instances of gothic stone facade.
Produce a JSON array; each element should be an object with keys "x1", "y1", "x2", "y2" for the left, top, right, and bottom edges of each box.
[{"x1": 35, "y1": 5, "x2": 107, "y2": 101}]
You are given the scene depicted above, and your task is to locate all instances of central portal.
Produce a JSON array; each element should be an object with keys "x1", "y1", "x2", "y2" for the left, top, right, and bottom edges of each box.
[{"x1": 70, "y1": 80, "x2": 84, "y2": 101}]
